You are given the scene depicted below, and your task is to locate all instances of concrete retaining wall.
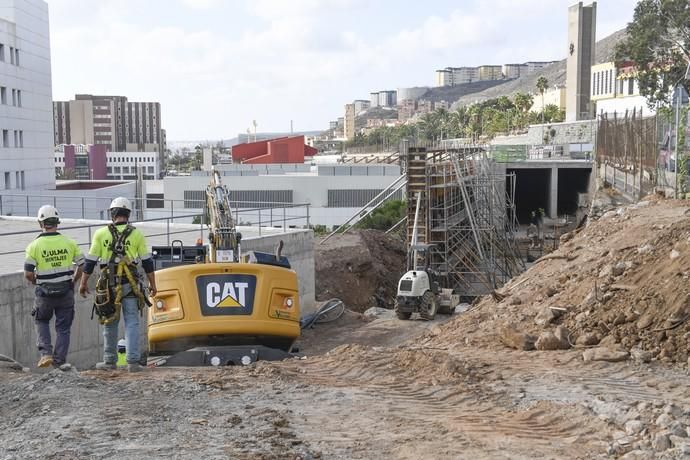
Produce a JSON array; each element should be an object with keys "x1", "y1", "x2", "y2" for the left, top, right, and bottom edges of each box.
[{"x1": 0, "y1": 229, "x2": 315, "y2": 369}]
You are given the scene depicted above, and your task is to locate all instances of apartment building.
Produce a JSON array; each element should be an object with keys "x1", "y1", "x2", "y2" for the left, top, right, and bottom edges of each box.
[
  {"x1": 0, "y1": 0, "x2": 54, "y2": 190},
  {"x1": 53, "y1": 94, "x2": 165, "y2": 155},
  {"x1": 478, "y1": 65, "x2": 503, "y2": 81},
  {"x1": 54, "y1": 144, "x2": 161, "y2": 180},
  {"x1": 344, "y1": 103, "x2": 356, "y2": 140}
]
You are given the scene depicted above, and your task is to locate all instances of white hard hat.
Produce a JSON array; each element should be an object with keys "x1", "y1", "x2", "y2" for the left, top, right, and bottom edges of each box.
[
  {"x1": 117, "y1": 339, "x2": 126, "y2": 347},
  {"x1": 109, "y1": 197, "x2": 132, "y2": 211},
  {"x1": 37, "y1": 205, "x2": 60, "y2": 222}
]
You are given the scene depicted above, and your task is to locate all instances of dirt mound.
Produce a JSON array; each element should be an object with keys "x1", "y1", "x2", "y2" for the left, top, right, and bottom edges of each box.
[
  {"x1": 425, "y1": 198, "x2": 690, "y2": 365},
  {"x1": 314, "y1": 230, "x2": 406, "y2": 312}
]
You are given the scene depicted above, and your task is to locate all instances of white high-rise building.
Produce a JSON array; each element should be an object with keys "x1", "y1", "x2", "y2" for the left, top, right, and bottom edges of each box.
[{"x1": 0, "y1": 0, "x2": 53, "y2": 190}]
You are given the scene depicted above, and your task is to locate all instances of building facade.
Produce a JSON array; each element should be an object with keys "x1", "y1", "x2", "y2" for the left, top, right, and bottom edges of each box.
[
  {"x1": 531, "y1": 86, "x2": 567, "y2": 112},
  {"x1": 231, "y1": 136, "x2": 317, "y2": 164},
  {"x1": 344, "y1": 103, "x2": 355, "y2": 140},
  {"x1": 478, "y1": 65, "x2": 503, "y2": 81},
  {"x1": 503, "y1": 64, "x2": 528, "y2": 79},
  {"x1": 53, "y1": 94, "x2": 165, "y2": 155},
  {"x1": 0, "y1": 0, "x2": 53, "y2": 190},
  {"x1": 54, "y1": 144, "x2": 161, "y2": 180},
  {"x1": 353, "y1": 99, "x2": 370, "y2": 113},
  {"x1": 591, "y1": 61, "x2": 655, "y2": 116}
]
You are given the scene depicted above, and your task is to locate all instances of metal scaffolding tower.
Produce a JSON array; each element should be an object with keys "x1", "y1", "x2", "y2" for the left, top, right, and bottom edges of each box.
[{"x1": 404, "y1": 143, "x2": 523, "y2": 297}]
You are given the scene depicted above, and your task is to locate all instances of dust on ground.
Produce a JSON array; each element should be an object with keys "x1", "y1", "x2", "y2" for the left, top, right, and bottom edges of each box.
[
  {"x1": 3, "y1": 199, "x2": 690, "y2": 459},
  {"x1": 314, "y1": 229, "x2": 406, "y2": 312}
]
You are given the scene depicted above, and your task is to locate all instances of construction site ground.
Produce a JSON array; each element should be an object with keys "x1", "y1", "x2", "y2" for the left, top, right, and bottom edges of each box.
[{"x1": 3, "y1": 200, "x2": 690, "y2": 459}]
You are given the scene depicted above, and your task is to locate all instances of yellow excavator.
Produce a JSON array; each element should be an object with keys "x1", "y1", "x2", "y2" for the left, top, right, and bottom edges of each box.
[{"x1": 147, "y1": 170, "x2": 301, "y2": 366}]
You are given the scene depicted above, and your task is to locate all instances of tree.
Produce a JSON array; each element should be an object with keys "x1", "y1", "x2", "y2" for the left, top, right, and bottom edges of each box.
[
  {"x1": 536, "y1": 76, "x2": 549, "y2": 124},
  {"x1": 513, "y1": 92, "x2": 534, "y2": 113},
  {"x1": 616, "y1": 0, "x2": 690, "y2": 108}
]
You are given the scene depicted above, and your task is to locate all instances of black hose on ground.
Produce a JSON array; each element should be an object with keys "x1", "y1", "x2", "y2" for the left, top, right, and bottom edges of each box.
[{"x1": 300, "y1": 298, "x2": 345, "y2": 330}]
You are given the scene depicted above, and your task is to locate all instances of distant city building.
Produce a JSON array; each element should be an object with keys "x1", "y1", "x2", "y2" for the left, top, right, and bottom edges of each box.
[
  {"x1": 329, "y1": 120, "x2": 338, "y2": 130},
  {"x1": 353, "y1": 99, "x2": 370, "y2": 113},
  {"x1": 54, "y1": 144, "x2": 160, "y2": 180},
  {"x1": 398, "y1": 99, "x2": 450, "y2": 122},
  {"x1": 344, "y1": 103, "x2": 356, "y2": 140},
  {"x1": 335, "y1": 117, "x2": 344, "y2": 138},
  {"x1": 370, "y1": 92, "x2": 379, "y2": 108},
  {"x1": 370, "y1": 90, "x2": 397, "y2": 107},
  {"x1": 231, "y1": 136, "x2": 317, "y2": 164},
  {"x1": 503, "y1": 63, "x2": 528, "y2": 79},
  {"x1": 0, "y1": 0, "x2": 54, "y2": 190},
  {"x1": 591, "y1": 61, "x2": 655, "y2": 116},
  {"x1": 53, "y1": 94, "x2": 165, "y2": 155},
  {"x1": 566, "y1": 1, "x2": 597, "y2": 121},
  {"x1": 435, "y1": 67, "x2": 479, "y2": 87},
  {"x1": 397, "y1": 87, "x2": 428, "y2": 102},
  {"x1": 478, "y1": 65, "x2": 503, "y2": 81},
  {"x1": 525, "y1": 61, "x2": 559, "y2": 73}
]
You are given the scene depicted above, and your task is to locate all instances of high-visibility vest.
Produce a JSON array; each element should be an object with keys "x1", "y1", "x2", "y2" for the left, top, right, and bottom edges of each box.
[{"x1": 24, "y1": 232, "x2": 84, "y2": 285}]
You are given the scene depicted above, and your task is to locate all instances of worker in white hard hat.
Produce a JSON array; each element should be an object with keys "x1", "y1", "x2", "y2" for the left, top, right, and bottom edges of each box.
[
  {"x1": 23, "y1": 205, "x2": 84, "y2": 368},
  {"x1": 79, "y1": 197, "x2": 156, "y2": 373}
]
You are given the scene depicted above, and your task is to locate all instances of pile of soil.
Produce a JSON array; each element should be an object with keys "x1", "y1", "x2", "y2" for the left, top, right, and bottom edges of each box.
[
  {"x1": 424, "y1": 197, "x2": 690, "y2": 365},
  {"x1": 314, "y1": 230, "x2": 406, "y2": 312}
]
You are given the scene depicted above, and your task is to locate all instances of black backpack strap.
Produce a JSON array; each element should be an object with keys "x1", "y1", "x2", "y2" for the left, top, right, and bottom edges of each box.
[{"x1": 108, "y1": 224, "x2": 135, "y2": 262}]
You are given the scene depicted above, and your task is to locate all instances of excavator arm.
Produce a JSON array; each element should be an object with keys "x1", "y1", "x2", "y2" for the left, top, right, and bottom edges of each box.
[{"x1": 205, "y1": 170, "x2": 241, "y2": 262}]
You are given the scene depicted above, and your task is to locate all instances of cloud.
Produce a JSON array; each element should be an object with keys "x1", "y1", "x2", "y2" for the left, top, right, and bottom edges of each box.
[{"x1": 179, "y1": 0, "x2": 222, "y2": 9}]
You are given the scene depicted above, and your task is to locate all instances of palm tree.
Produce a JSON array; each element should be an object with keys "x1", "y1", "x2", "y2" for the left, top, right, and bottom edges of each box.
[{"x1": 536, "y1": 77, "x2": 549, "y2": 124}]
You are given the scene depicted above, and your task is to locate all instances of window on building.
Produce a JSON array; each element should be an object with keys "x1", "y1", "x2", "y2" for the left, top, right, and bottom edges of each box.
[
  {"x1": 13, "y1": 130, "x2": 17, "y2": 147},
  {"x1": 2, "y1": 130, "x2": 8, "y2": 148},
  {"x1": 9, "y1": 46, "x2": 13, "y2": 64},
  {"x1": 17, "y1": 90, "x2": 22, "y2": 107},
  {"x1": 4, "y1": 172, "x2": 9, "y2": 189},
  {"x1": 146, "y1": 193, "x2": 164, "y2": 208},
  {"x1": 11, "y1": 89, "x2": 15, "y2": 106},
  {"x1": 0, "y1": 44, "x2": 4, "y2": 62},
  {"x1": 106, "y1": 167, "x2": 112, "y2": 174},
  {"x1": 123, "y1": 166, "x2": 130, "y2": 174},
  {"x1": 114, "y1": 166, "x2": 121, "y2": 173},
  {"x1": 15, "y1": 171, "x2": 19, "y2": 188},
  {"x1": 20, "y1": 171, "x2": 24, "y2": 190},
  {"x1": 15, "y1": 48, "x2": 19, "y2": 66},
  {"x1": 147, "y1": 166, "x2": 154, "y2": 174},
  {"x1": 19, "y1": 131, "x2": 23, "y2": 147},
  {"x1": 628, "y1": 79, "x2": 634, "y2": 95},
  {"x1": 619, "y1": 79, "x2": 624, "y2": 95},
  {"x1": 1, "y1": 87, "x2": 6, "y2": 105}
]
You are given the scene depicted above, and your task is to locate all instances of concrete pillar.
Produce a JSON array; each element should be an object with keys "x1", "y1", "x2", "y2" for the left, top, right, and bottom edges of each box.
[{"x1": 548, "y1": 167, "x2": 558, "y2": 218}]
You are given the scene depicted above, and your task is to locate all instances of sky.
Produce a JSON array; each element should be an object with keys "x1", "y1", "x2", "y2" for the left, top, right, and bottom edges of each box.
[{"x1": 47, "y1": 0, "x2": 639, "y2": 141}]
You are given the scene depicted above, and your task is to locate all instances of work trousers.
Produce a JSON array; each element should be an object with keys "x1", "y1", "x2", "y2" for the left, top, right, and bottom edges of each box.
[
  {"x1": 103, "y1": 293, "x2": 141, "y2": 365},
  {"x1": 34, "y1": 287, "x2": 75, "y2": 365}
]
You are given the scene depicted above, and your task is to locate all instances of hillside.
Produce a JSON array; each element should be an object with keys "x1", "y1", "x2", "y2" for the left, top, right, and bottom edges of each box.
[{"x1": 450, "y1": 28, "x2": 627, "y2": 108}]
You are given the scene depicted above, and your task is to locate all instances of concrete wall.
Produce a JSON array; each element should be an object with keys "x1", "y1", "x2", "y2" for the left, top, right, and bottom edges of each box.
[{"x1": 0, "y1": 229, "x2": 315, "y2": 369}]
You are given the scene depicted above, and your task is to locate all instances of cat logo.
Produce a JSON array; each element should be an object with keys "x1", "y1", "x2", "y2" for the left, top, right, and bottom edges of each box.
[{"x1": 196, "y1": 274, "x2": 256, "y2": 316}]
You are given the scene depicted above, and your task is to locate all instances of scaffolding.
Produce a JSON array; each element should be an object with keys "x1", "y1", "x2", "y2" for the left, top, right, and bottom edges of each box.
[{"x1": 405, "y1": 144, "x2": 523, "y2": 297}]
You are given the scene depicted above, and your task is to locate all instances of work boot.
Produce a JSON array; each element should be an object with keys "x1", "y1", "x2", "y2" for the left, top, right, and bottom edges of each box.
[
  {"x1": 127, "y1": 363, "x2": 143, "y2": 373},
  {"x1": 37, "y1": 355, "x2": 53, "y2": 368},
  {"x1": 95, "y1": 362, "x2": 117, "y2": 371}
]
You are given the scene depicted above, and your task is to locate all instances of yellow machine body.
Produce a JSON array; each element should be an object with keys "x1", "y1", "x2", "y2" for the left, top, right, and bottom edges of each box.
[{"x1": 148, "y1": 262, "x2": 301, "y2": 354}]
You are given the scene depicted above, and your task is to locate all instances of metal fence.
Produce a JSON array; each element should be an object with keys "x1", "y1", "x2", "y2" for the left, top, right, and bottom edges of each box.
[
  {"x1": 597, "y1": 110, "x2": 658, "y2": 198},
  {"x1": 0, "y1": 193, "x2": 312, "y2": 236}
]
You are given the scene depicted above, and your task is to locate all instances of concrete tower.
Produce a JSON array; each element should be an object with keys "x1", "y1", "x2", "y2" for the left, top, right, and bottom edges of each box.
[{"x1": 565, "y1": 1, "x2": 597, "y2": 121}]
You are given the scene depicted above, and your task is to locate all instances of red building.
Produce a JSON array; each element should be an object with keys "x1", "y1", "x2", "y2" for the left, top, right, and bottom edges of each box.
[{"x1": 232, "y1": 135, "x2": 317, "y2": 164}]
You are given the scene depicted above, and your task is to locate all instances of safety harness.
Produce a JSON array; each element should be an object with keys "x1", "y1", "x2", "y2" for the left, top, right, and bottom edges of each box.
[{"x1": 92, "y1": 224, "x2": 150, "y2": 325}]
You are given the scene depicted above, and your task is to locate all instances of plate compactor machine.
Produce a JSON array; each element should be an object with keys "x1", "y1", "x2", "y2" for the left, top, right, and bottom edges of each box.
[{"x1": 147, "y1": 171, "x2": 301, "y2": 366}]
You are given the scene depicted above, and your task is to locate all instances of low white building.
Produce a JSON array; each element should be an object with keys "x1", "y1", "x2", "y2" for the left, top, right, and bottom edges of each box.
[
  {"x1": 591, "y1": 61, "x2": 655, "y2": 117},
  {"x1": 143, "y1": 163, "x2": 403, "y2": 228},
  {"x1": 106, "y1": 151, "x2": 160, "y2": 180}
]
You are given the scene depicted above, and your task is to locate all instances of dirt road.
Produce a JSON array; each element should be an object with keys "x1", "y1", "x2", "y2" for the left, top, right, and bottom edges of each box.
[{"x1": 2, "y1": 309, "x2": 689, "y2": 459}]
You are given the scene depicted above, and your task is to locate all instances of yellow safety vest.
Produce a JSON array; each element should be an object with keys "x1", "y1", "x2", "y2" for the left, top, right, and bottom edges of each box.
[{"x1": 24, "y1": 232, "x2": 84, "y2": 285}]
